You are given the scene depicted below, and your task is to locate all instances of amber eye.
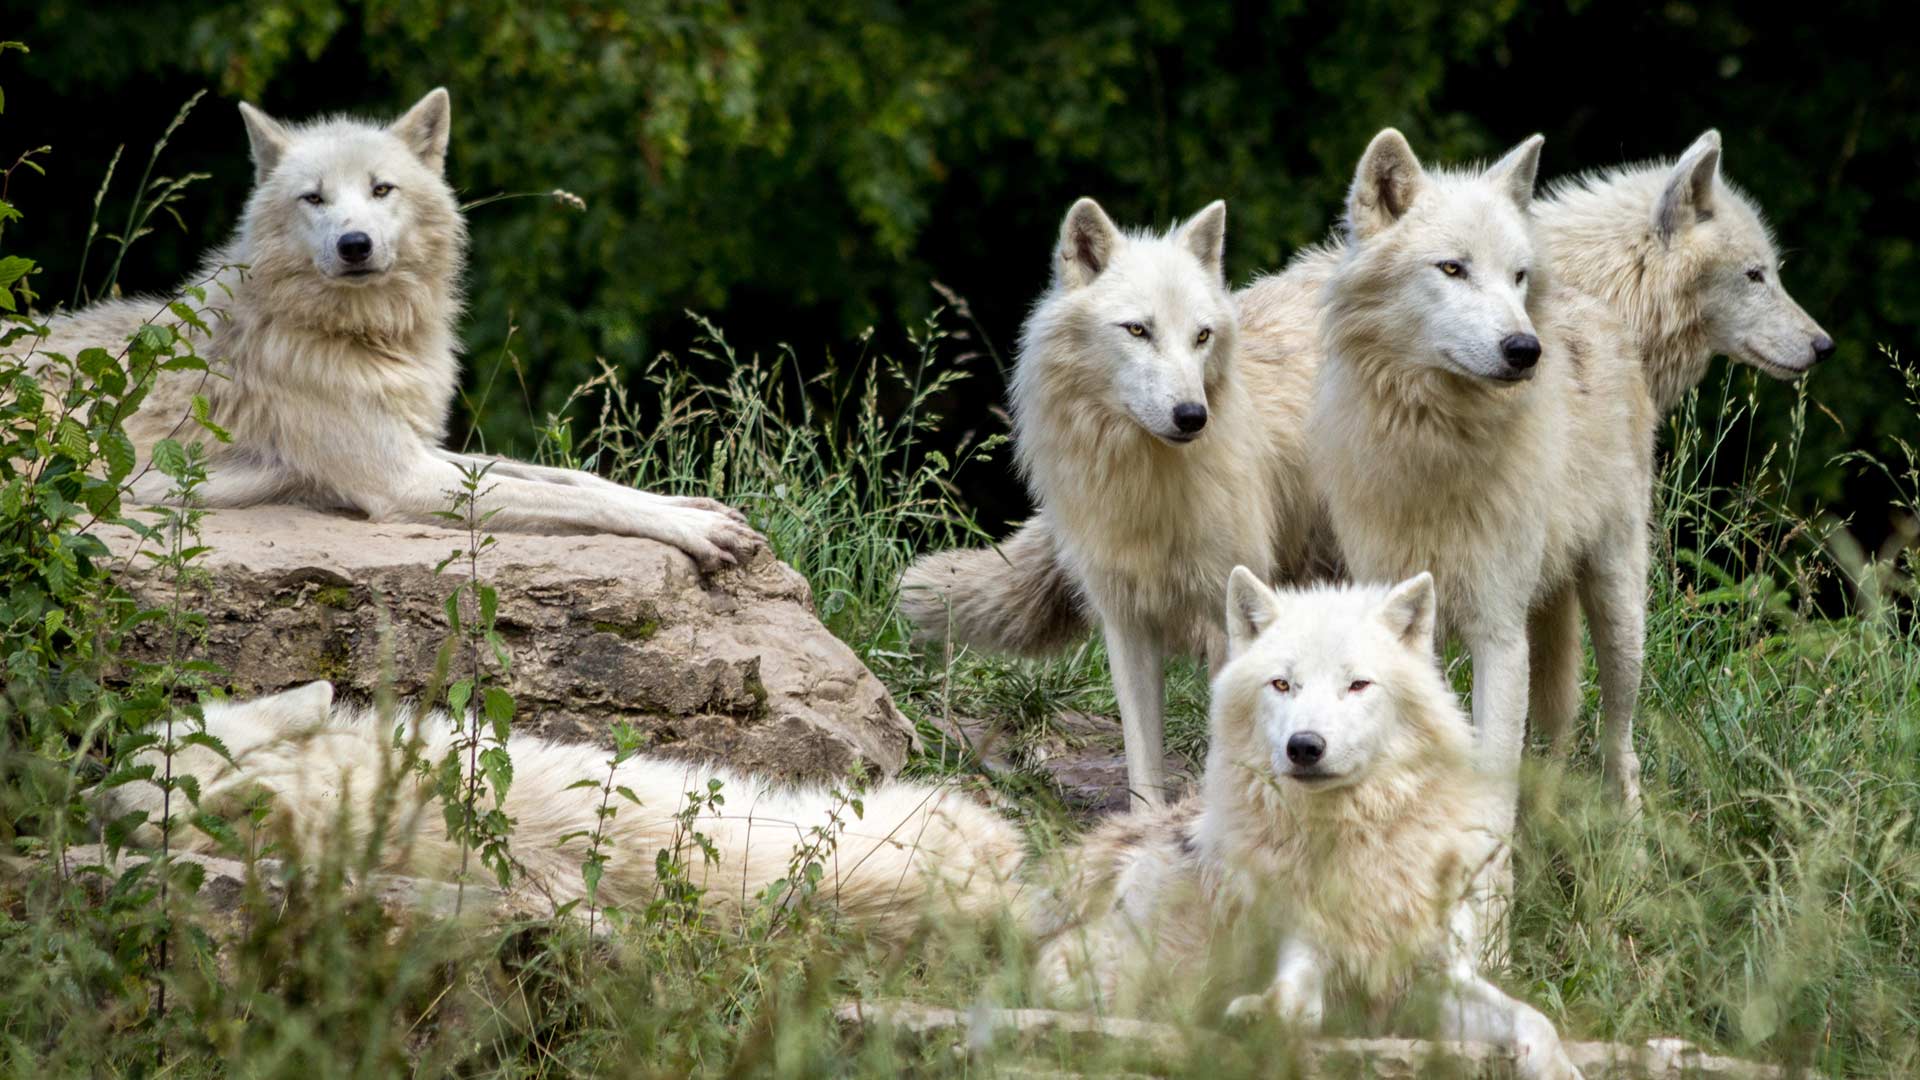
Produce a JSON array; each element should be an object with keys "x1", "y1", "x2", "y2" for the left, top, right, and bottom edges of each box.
[
  {"x1": 1122, "y1": 322, "x2": 1149, "y2": 338},
  {"x1": 1271, "y1": 678, "x2": 1292, "y2": 693},
  {"x1": 1746, "y1": 267, "x2": 1765, "y2": 283},
  {"x1": 1437, "y1": 260, "x2": 1466, "y2": 277},
  {"x1": 1348, "y1": 679, "x2": 1372, "y2": 693},
  {"x1": 301, "y1": 192, "x2": 324, "y2": 206},
  {"x1": 372, "y1": 182, "x2": 395, "y2": 198},
  {"x1": 1195, "y1": 327, "x2": 1212, "y2": 346}
]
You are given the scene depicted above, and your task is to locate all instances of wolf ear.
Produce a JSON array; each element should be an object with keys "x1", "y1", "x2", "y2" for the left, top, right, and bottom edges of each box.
[
  {"x1": 238, "y1": 102, "x2": 293, "y2": 182},
  {"x1": 389, "y1": 87, "x2": 452, "y2": 173},
  {"x1": 1176, "y1": 200, "x2": 1228, "y2": 283},
  {"x1": 1483, "y1": 134, "x2": 1545, "y2": 215},
  {"x1": 1379, "y1": 573, "x2": 1437, "y2": 652},
  {"x1": 1056, "y1": 197, "x2": 1121, "y2": 288},
  {"x1": 253, "y1": 680, "x2": 335, "y2": 728},
  {"x1": 1346, "y1": 129, "x2": 1427, "y2": 241},
  {"x1": 1654, "y1": 129, "x2": 1721, "y2": 241},
  {"x1": 1225, "y1": 566, "x2": 1283, "y2": 657}
]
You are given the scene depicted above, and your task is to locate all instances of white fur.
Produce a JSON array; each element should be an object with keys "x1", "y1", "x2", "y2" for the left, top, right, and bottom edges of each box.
[
  {"x1": 1032, "y1": 572, "x2": 1581, "y2": 1080},
  {"x1": 1308, "y1": 130, "x2": 1658, "y2": 809},
  {"x1": 988, "y1": 198, "x2": 1315, "y2": 806},
  {"x1": 4, "y1": 90, "x2": 759, "y2": 571},
  {"x1": 1540, "y1": 130, "x2": 1833, "y2": 412},
  {"x1": 93, "y1": 683, "x2": 1027, "y2": 940}
]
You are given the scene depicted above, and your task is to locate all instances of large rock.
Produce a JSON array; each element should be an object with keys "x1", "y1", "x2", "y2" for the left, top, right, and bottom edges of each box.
[{"x1": 100, "y1": 506, "x2": 912, "y2": 778}]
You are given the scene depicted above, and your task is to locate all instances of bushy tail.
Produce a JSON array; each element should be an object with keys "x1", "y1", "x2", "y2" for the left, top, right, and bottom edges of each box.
[{"x1": 897, "y1": 518, "x2": 1090, "y2": 658}]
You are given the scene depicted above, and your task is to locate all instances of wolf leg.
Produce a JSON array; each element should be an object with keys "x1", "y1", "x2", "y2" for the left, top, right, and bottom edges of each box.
[
  {"x1": 433, "y1": 449, "x2": 749, "y2": 525},
  {"x1": 373, "y1": 450, "x2": 762, "y2": 572},
  {"x1": 1528, "y1": 583, "x2": 1583, "y2": 757},
  {"x1": 1464, "y1": 625, "x2": 1531, "y2": 797},
  {"x1": 1578, "y1": 538, "x2": 1649, "y2": 811},
  {"x1": 1104, "y1": 618, "x2": 1168, "y2": 808},
  {"x1": 1225, "y1": 938, "x2": 1327, "y2": 1026}
]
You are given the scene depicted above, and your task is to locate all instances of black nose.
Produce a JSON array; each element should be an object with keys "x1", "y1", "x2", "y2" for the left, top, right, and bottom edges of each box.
[
  {"x1": 1285, "y1": 732, "x2": 1325, "y2": 767},
  {"x1": 1501, "y1": 333, "x2": 1542, "y2": 369},
  {"x1": 337, "y1": 232, "x2": 373, "y2": 264},
  {"x1": 1811, "y1": 335, "x2": 1835, "y2": 364},
  {"x1": 1171, "y1": 401, "x2": 1208, "y2": 434}
]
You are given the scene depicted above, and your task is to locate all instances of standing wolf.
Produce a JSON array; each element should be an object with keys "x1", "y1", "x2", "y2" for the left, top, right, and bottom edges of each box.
[
  {"x1": 1032, "y1": 570, "x2": 1581, "y2": 1079},
  {"x1": 7, "y1": 90, "x2": 759, "y2": 571},
  {"x1": 908, "y1": 198, "x2": 1317, "y2": 806},
  {"x1": 901, "y1": 133, "x2": 1829, "y2": 801},
  {"x1": 1310, "y1": 130, "x2": 1656, "y2": 804},
  {"x1": 96, "y1": 682, "x2": 1025, "y2": 940}
]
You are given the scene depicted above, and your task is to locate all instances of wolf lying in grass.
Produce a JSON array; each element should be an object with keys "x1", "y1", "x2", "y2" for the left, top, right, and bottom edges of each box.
[
  {"x1": 98, "y1": 569, "x2": 1577, "y2": 1073},
  {"x1": 92, "y1": 682, "x2": 1025, "y2": 941},
  {"x1": 5, "y1": 89, "x2": 760, "y2": 571},
  {"x1": 1029, "y1": 570, "x2": 1578, "y2": 1077}
]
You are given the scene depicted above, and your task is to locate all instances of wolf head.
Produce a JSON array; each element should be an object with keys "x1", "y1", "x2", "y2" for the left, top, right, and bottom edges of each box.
[
  {"x1": 1331, "y1": 130, "x2": 1547, "y2": 384},
  {"x1": 236, "y1": 89, "x2": 463, "y2": 298},
  {"x1": 1015, "y1": 198, "x2": 1237, "y2": 447},
  {"x1": 1209, "y1": 568, "x2": 1470, "y2": 804},
  {"x1": 90, "y1": 681, "x2": 336, "y2": 846},
  {"x1": 1648, "y1": 131, "x2": 1833, "y2": 379}
]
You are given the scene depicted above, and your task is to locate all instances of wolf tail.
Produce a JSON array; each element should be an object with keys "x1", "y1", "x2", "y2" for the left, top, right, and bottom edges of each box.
[{"x1": 897, "y1": 518, "x2": 1090, "y2": 658}]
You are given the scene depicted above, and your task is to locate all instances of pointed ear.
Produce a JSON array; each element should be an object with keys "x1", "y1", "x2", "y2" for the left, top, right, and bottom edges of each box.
[
  {"x1": 1346, "y1": 129, "x2": 1427, "y2": 241},
  {"x1": 389, "y1": 87, "x2": 452, "y2": 173},
  {"x1": 1654, "y1": 129, "x2": 1721, "y2": 241},
  {"x1": 1484, "y1": 134, "x2": 1545, "y2": 214},
  {"x1": 1176, "y1": 200, "x2": 1228, "y2": 283},
  {"x1": 259, "y1": 680, "x2": 335, "y2": 728},
  {"x1": 1056, "y1": 197, "x2": 1121, "y2": 288},
  {"x1": 1225, "y1": 566, "x2": 1283, "y2": 657},
  {"x1": 1379, "y1": 573, "x2": 1437, "y2": 652},
  {"x1": 238, "y1": 102, "x2": 293, "y2": 182}
]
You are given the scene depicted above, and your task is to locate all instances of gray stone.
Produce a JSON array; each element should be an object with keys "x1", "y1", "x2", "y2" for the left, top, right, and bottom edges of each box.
[{"x1": 100, "y1": 506, "x2": 912, "y2": 779}]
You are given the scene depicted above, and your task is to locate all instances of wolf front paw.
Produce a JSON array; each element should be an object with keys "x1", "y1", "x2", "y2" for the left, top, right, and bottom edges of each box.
[
  {"x1": 1605, "y1": 749, "x2": 1643, "y2": 813},
  {"x1": 647, "y1": 505, "x2": 765, "y2": 572},
  {"x1": 662, "y1": 493, "x2": 752, "y2": 526},
  {"x1": 1224, "y1": 984, "x2": 1322, "y2": 1028}
]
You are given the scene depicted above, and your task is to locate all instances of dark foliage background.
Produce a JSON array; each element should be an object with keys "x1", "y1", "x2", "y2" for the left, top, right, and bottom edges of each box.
[{"x1": 5, "y1": 0, "x2": 1915, "y2": 536}]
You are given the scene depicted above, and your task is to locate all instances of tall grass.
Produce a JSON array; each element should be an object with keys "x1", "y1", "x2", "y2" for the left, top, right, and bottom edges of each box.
[{"x1": 4, "y1": 305, "x2": 1917, "y2": 1074}]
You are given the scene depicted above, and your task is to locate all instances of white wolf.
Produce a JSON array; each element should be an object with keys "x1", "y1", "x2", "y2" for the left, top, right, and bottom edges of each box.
[
  {"x1": 910, "y1": 198, "x2": 1318, "y2": 807},
  {"x1": 1541, "y1": 129, "x2": 1834, "y2": 415},
  {"x1": 1310, "y1": 130, "x2": 1656, "y2": 805},
  {"x1": 1031, "y1": 570, "x2": 1581, "y2": 1079},
  {"x1": 93, "y1": 682, "x2": 1026, "y2": 940},
  {"x1": 5, "y1": 90, "x2": 760, "y2": 571},
  {"x1": 902, "y1": 132, "x2": 1829, "y2": 800}
]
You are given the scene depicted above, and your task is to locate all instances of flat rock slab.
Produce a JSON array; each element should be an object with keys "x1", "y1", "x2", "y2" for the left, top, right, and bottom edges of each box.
[
  {"x1": 100, "y1": 506, "x2": 912, "y2": 779},
  {"x1": 835, "y1": 1000, "x2": 1811, "y2": 1080}
]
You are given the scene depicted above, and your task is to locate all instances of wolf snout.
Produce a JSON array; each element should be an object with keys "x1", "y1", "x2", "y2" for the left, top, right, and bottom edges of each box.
[
  {"x1": 1811, "y1": 334, "x2": 1836, "y2": 365},
  {"x1": 337, "y1": 232, "x2": 374, "y2": 265},
  {"x1": 1172, "y1": 401, "x2": 1209, "y2": 436},
  {"x1": 1284, "y1": 731, "x2": 1325, "y2": 767},
  {"x1": 1500, "y1": 333, "x2": 1542, "y2": 372}
]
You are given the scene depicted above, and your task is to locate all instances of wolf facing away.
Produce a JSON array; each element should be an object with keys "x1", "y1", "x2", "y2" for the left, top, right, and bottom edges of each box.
[
  {"x1": 909, "y1": 198, "x2": 1318, "y2": 807},
  {"x1": 1310, "y1": 130, "x2": 1657, "y2": 806},
  {"x1": 5, "y1": 90, "x2": 760, "y2": 571},
  {"x1": 1031, "y1": 570, "x2": 1581, "y2": 1079},
  {"x1": 94, "y1": 682, "x2": 1027, "y2": 940}
]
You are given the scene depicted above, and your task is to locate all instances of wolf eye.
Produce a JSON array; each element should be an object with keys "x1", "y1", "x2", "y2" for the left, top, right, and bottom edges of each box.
[
  {"x1": 300, "y1": 193, "x2": 324, "y2": 206},
  {"x1": 1514, "y1": 269, "x2": 1527, "y2": 286},
  {"x1": 1195, "y1": 327, "x2": 1212, "y2": 346},
  {"x1": 1348, "y1": 679, "x2": 1372, "y2": 693},
  {"x1": 1122, "y1": 322, "x2": 1150, "y2": 338},
  {"x1": 1437, "y1": 260, "x2": 1466, "y2": 278},
  {"x1": 1271, "y1": 678, "x2": 1292, "y2": 694},
  {"x1": 1745, "y1": 267, "x2": 1765, "y2": 283},
  {"x1": 371, "y1": 182, "x2": 395, "y2": 198}
]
